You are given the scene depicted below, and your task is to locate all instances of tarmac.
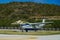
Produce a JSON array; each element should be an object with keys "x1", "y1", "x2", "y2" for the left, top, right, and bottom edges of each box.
[{"x1": 0, "y1": 34, "x2": 60, "y2": 40}]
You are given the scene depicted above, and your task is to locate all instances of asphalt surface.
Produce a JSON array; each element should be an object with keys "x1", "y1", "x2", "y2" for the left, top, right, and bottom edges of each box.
[{"x1": 0, "y1": 34, "x2": 60, "y2": 40}]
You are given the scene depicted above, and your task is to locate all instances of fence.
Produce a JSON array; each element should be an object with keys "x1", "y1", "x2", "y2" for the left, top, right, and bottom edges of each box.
[
  {"x1": 39, "y1": 28, "x2": 60, "y2": 31},
  {"x1": 0, "y1": 26, "x2": 60, "y2": 31}
]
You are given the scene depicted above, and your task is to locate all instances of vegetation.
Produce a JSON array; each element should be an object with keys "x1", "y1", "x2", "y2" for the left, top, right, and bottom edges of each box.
[
  {"x1": 0, "y1": 30, "x2": 60, "y2": 35},
  {"x1": 0, "y1": 2, "x2": 60, "y2": 27}
]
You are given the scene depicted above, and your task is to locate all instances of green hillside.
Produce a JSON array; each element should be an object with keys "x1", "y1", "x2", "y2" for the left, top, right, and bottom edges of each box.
[{"x1": 0, "y1": 2, "x2": 60, "y2": 27}]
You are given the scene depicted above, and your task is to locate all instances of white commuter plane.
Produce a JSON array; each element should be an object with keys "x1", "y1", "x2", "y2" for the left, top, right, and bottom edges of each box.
[{"x1": 20, "y1": 19, "x2": 53, "y2": 32}]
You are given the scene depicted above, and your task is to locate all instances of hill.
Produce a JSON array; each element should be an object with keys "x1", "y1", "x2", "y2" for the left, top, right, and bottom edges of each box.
[{"x1": 0, "y1": 2, "x2": 60, "y2": 27}]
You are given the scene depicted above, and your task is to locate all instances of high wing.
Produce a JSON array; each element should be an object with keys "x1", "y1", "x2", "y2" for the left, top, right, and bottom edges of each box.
[
  {"x1": 20, "y1": 22, "x2": 53, "y2": 25},
  {"x1": 40, "y1": 22, "x2": 53, "y2": 24},
  {"x1": 27, "y1": 19, "x2": 53, "y2": 25},
  {"x1": 41, "y1": 22, "x2": 53, "y2": 24}
]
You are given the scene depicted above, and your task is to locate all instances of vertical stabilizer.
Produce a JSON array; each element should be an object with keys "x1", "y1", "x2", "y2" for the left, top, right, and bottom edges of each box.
[{"x1": 42, "y1": 19, "x2": 45, "y2": 23}]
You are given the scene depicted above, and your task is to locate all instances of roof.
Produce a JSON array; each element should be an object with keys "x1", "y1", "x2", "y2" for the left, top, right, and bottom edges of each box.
[{"x1": 11, "y1": 20, "x2": 28, "y2": 24}]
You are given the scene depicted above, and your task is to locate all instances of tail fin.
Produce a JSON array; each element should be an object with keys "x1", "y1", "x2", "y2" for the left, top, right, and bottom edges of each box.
[{"x1": 42, "y1": 19, "x2": 45, "y2": 23}]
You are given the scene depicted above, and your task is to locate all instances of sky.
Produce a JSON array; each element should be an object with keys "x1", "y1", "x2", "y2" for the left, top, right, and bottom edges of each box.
[{"x1": 0, "y1": 0, "x2": 60, "y2": 6}]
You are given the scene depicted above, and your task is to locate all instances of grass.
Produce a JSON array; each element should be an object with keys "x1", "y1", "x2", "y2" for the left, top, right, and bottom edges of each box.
[{"x1": 0, "y1": 30, "x2": 60, "y2": 35}]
